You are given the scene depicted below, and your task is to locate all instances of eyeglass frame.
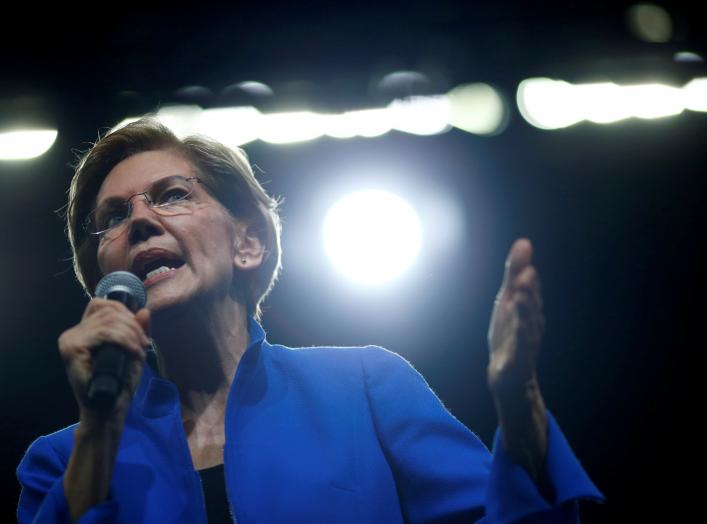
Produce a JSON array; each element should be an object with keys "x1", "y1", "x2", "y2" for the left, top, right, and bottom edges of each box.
[{"x1": 82, "y1": 175, "x2": 210, "y2": 241}]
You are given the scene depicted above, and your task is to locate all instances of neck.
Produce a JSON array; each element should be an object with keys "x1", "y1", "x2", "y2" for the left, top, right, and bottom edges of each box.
[{"x1": 149, "y1": 292, "x2": 251, "y2": 424}]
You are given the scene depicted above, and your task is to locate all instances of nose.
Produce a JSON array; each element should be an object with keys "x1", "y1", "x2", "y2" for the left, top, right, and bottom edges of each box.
[{"x1": 127, "y1": 196, "x2": 164, "y2": 245}]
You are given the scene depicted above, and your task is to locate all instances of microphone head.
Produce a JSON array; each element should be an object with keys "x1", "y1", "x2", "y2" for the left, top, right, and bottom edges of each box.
[{"x1": 95, "y1": 271, "x2": 147, "y2": 312}]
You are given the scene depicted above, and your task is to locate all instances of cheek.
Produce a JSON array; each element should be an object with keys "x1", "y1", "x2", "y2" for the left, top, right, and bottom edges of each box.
[
  {"x1": 197, "y1": 212, "x2": 238, "y2": 260},
  {"x1": 196, "y1": 228, "x2": 237, "y2": 271},
  {"x1": 96, "y1": 243, "x2": 126, "y2": 275}
]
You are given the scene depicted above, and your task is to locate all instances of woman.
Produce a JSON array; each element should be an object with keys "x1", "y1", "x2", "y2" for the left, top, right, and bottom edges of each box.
[{"x1": 17, "y1": 119, "x2": 602, "y2": 523}]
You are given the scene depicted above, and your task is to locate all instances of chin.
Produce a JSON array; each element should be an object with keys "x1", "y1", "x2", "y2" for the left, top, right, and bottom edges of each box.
[{"x1": 146, "y1": 288, "x2": 191, "y2": 316}]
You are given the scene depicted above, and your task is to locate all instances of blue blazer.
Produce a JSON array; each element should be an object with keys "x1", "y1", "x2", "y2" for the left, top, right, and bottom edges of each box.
[{"x1": 17, "y1": 318, "x2": 603, "y2": 523}]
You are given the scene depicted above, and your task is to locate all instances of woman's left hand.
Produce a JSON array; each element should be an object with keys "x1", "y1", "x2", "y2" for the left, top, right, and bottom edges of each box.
[
  {"x1": 487, "y1": 238, "x2": 544, "y2": 394},
  {"x1": 487, "y1": 238, "x2": 549, "y2": 484}
]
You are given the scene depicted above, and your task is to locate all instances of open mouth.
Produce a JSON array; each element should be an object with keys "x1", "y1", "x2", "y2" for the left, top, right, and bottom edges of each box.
[{"x1": 135, "y1": 257, "x2": 186, "y2": 283}]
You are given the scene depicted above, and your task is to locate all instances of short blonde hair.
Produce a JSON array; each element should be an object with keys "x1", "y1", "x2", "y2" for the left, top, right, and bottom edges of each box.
[{"x1": 66, "y1": 118, "x2": 282, "y2": 321}]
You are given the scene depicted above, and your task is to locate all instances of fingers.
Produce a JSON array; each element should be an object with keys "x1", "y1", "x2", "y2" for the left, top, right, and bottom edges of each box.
[
  {"x1": 513, "y1": 266, "x2": 545, "y2": 354},
  {"x1": 515, "y1": 264, "x2": 542, "y2": 303},
  {"x1": 488, "y1": 239, "x2": 545, "y2": 394},
  {"x1": 59, "y1": 299, "x2": 151, "y2": 422},
  {"x1": 514, "y1": 263, "x2": 543, "y2": 312},
  {"x1": 66, "y1": 299, "x2": 150, "y2": 360},
  {"x1": 93, "y1": 306, "x2": 149, "y2": 354},
  {"x1": 502, "y1": 238, "x2": 533, "y2": 288},
  {"x1": 498, "y1": 240, "x2": 544, "y2": 339}
]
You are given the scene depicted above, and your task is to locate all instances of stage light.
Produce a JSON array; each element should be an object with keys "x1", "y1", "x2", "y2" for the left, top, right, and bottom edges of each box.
[
  {"x1": 114, "y1": 105, "x2": 202, "y2": 137},
  {"x1": 199, "y1": 106, "x2": 262, "y2": 146},
  {"x1": 259, "y1": 111, "x2": 325, "y2": 144},
  {"x1": 517, "y1": 78, "x2": 582, "y2": 130},
  {"x1": 324, "y1": 108, "x2": 392, "y2": 139},
  {"x1": 323, "y1": 190, "x2": 422, "y2": 285},
  {"x1": 153, "y1": 105, "x2": 202, "y2": 137},
  {"x1": 517, "y1": 77, "x2": 701, "y2": 129},
  {"x1": 575, "y1": 82, "x2": 628, "y2": 124},
  {"x1": 447, "y1": 83, "x2": 506, "y2": 135},
  {"x1": 622, "y1": 84, "x2": 683, "y2": 119},
  {"x1": 0, "y1": 129, "x2": 58, "y2": 161},
  {"x1": 115, "y1": 83, "x2": 512, "y2": 146},
  {"x1": 388, "y1": 96, "x2": 451, "y2": 136},
  {"x1": 683, "y1": 78, "x2": 707, "y2": 112}
]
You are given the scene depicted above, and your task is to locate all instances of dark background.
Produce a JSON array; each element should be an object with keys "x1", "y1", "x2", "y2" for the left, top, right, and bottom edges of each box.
[{"x1": 1, "y1": 1, "x2": 704, "y2": 522}]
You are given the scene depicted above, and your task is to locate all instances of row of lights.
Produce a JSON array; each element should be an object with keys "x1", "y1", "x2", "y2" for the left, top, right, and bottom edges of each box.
[{"x1": 1, "y1": 76, "x2": 706, "y2": 161}]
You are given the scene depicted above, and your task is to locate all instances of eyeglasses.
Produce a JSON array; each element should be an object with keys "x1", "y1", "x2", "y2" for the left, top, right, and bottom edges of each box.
[{"x1": 84, "y1": 175, "x2": 206, "y2": 242}]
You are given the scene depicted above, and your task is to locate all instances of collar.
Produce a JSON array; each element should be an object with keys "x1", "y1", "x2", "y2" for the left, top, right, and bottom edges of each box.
[{"x1": 131, "y1": 316, "x2": 267, "y2": 419}]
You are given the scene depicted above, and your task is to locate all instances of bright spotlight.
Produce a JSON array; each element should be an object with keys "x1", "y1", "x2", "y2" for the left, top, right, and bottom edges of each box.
[
  {"x1": 0, "y1": 129, "x2": 58, "y2": 160},
  {"x1": 323, "y1": 190, "x2": 422, "y2": 285}
]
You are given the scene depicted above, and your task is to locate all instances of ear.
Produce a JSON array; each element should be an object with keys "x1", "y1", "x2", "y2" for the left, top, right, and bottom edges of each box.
[{"x1": 233, "y1": 220, "x2": 265, "y2": 271}]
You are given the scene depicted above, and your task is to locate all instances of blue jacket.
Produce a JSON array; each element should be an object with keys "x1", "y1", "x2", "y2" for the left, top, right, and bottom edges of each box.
[{"x1": 17, "y1": 318, "x2": 603, "y2": 523}]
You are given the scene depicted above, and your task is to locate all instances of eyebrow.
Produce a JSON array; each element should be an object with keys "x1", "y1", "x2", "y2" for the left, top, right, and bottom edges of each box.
[
  {"x1": 98, "y1": 196, "x2": 129, "y2": 207},
  {"x1": 95, "y1": 174, "x2": 192, "y2": 207}
]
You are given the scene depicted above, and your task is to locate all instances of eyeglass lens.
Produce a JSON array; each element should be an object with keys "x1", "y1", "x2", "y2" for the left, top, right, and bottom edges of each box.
[{"x1": 89, "y1": 175, "x2": 198, "y2": 239}]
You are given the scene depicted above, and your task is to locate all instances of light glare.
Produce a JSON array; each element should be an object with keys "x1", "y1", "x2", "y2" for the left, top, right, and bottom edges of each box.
[{"x1": 323, "y1": 190, "x2": 422, "y2": 284}]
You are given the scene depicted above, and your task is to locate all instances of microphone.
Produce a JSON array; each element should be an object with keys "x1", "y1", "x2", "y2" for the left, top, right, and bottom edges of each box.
[{"x1": 86, "y1": 271, "x2": 147, "y2": 413}]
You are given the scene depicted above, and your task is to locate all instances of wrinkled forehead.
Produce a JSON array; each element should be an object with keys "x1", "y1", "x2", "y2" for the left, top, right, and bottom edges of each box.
[{"x1": 95, "y1": 150, "x2": 198, "y2": 205}]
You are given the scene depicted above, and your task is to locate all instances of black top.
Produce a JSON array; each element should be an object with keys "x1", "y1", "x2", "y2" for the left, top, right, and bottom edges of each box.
[{"x1": 198, "y1": 463, "x2": 233, "y2": 523}]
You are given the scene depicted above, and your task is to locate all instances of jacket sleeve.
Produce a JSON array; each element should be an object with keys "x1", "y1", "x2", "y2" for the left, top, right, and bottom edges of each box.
[
  {"x1": 360, "y1": 346, "x2": 604, "y2": 524},
  {"x1": 17, "y1": 435, "x2": 120, "y2": 524}
]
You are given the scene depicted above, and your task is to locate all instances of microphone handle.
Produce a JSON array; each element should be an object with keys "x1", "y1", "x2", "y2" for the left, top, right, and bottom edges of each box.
[{"x1": 86, "y1": 343, "x2": 129, "y2": 413}]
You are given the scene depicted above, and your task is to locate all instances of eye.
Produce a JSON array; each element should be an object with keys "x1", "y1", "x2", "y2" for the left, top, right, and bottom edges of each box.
[
  {"x1": 156, "y1": 187, "x2": 191, "y2": 205},
  {"x1": 103, "y1": 209, "x2": 128, "y2": 229},
  {"x1": 92, "y1": 206, "x2": 128, "y2": 232}
]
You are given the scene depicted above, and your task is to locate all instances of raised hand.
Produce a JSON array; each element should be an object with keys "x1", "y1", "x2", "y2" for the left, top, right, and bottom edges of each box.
[
  {"x1": 487, "y1": 239, "x2": 548, "y2": 484},
  {"x1": 487, "y1": 238, "x2": 544, "y2": 396}
]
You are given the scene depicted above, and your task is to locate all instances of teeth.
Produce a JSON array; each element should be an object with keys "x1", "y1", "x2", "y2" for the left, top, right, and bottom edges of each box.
[{"x1": 145, "y1": 265, "x2": 174, "y2": 280}]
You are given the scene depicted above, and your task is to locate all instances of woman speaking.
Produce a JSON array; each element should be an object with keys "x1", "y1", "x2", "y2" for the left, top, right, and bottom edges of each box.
[{"x1": 17, "y1": 119, "x2": 602, "y2": 523}]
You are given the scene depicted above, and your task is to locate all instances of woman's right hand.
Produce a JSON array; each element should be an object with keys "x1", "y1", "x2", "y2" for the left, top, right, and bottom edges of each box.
[
  {"x1": 59, "y1": 299, "x2": 150, "y2": 521},
  {"x1": 58, "y1": 298, "x2": 151, "y2": 430}
]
